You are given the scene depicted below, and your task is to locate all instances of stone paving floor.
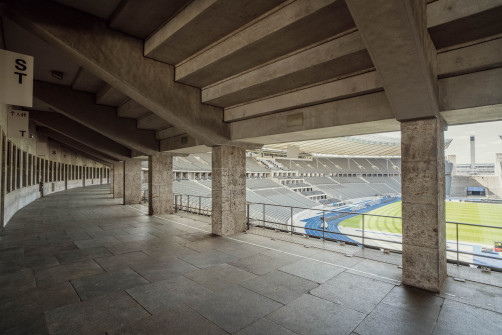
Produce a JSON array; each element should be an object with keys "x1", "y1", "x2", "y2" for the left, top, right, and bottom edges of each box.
[{"x1": 1, "y1": 185, "x2": 502, "y2": 334}]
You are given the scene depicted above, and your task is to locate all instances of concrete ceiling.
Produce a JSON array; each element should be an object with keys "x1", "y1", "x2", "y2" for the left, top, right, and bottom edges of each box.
[
  {"x1": 53, "y1": 0, "x2": 121, "y2": 20},
  {"x1": 0, "y1": 0, "x2": 501, "y2": 158},
  {"x1": 2, "y1": 17, "x2": 80, "y2": 86}
]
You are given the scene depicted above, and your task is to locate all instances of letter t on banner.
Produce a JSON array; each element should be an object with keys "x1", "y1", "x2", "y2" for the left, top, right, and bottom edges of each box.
[
  {"x1": 8, "y1": 110, "x2": 29, "y2": 139},
  {"x1": 0, "y1": 49, "x2": 34, "y2": 107}
]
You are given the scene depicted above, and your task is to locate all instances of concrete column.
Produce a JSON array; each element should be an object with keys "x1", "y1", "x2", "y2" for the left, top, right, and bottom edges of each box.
[
  {"x1": 401, "y1": 117, "x2": 446, "y2": 292},
  {"x1": 211, "y1": 145, "x2": 246, "y2": 236},
  {"x1": 148, "y1": 153, "x2": 173, "y2": 215},
  {"x1": 123, "y1": 159, "x2": 141, "y2": 205},
  {"x1": 112, "y1": 161, "x2": 123, "y2": 199}
]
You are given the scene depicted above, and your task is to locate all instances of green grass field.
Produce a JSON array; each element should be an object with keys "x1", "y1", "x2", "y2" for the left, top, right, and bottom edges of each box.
[{"x1": 339, "y1": 201, "x2": 502, "y2": 245}]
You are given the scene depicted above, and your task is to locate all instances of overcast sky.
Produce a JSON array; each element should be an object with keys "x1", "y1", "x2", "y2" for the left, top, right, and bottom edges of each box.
[{"x1": 380, "y1": 121, "x2": 502, "y2": 164}]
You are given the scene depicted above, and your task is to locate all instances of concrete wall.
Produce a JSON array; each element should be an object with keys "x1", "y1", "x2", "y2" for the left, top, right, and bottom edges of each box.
[{"x1": 0, "y1": 103, "x2": 111, "y2": 227}]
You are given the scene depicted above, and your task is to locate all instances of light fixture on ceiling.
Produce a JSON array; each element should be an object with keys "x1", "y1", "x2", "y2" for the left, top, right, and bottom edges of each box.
[{"x1": 51, "y1": 70, "x2": 64, "y2": 81}]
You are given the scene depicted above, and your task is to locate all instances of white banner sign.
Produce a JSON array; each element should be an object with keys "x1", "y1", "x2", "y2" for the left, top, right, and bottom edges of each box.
[
  {"x1": 7, "y1": 110, "x2": 29, "y2": 139},
  {"x1": 0, "y1": 49, "x2": 34, "y2": 107},
  {"x1": 37, "y1": 140, "x2": 48, "y2": 156}
]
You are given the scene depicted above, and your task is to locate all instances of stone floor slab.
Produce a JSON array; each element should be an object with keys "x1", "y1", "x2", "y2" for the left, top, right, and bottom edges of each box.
[
  {"x1": 279, "y1": 258, "x2": 345, "y2": 283},
  {"x1": 109, "y1": 304, "x2": 227, "y2": 335},
  {"x1": 178, "y1": 249, "x2": 239, "y2": 269},
  {"x1": 45, "y1": 292, "x2": 149, "y2": 335},
  {"x1": 268, "y1": 294, "x2": 366, "y2": 335},
  {"x1": 189, "y1": 285, "x2": 283, "y2": 333},
  {"x1": 71, "y1": 268, "x2": 149, "y2": 300},
  {"x1": 127, "y1": 275, "x2": 211, "y2": 314},
  {"x1": 433, "y1": 299, "x2": 502, "y2": 335},
  {"x1": 241, "y1": 270, "x2": 318, "y2": 304},
  {"x1": 184, "y1": 263, "x2": 257, "y2": 291},
  {"x1": 236, "y1": 317, "x2": 295, "y2": 335},
  {"x1": 131, "y1": 256, "x2": 198, "y2": 282},
  {"x1": 310, "y1": 271, "x2": 395, "y2": 314}
]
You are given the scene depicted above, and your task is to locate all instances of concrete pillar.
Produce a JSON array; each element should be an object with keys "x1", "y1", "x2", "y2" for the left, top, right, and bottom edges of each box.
[
  {"x1": 148, "y1": 153, "x2": 173, "y2": 215},
  {"x1": 211, "y1": 145, "x2": 246, "y2": 236},
  {"x1": 401, "y1": 117, "x2": 446, "y2": 292},
  {"x1": 112, "y1": 161, "x2": 123, "y2": 199},
  {"x1": 123, "y1": 159, "x2": 141, "y2": 205}
]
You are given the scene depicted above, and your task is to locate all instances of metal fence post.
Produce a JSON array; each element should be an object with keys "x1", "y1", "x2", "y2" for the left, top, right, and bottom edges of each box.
[
  {"x1": 322, "y1": 210, "x2": 325, "y2": 240},
  {"x1": 199, "y1": 196, "x2": 201, "y2": 215},
  {"x1": 174, "y1": 195, "x2": 178, "y2": 213},
  {"x1": 247, "y1": 203, "x2": 250, "y2": 230},
  {"x1": 290, "y1": 207, "x2": 294, "y2": 234},
  {"x1": 180, "y1": 195, "x2": 183, "y2": 211},
  {"x1": 187, "y1": 195, "x2": 190, "y2": 212},
  {"x1": 456, "y1": 223, "x2": 459, "y2": 266},
  {"x1": 262, "y1": 203, "x2": 266, "y2": 226},
  {"x1": 362, "y1": 214, "x2": 365, "y2": 247}
]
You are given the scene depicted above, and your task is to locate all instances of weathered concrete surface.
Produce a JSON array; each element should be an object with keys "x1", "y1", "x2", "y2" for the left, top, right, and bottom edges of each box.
[
  {"x1": 148, "y1": 153, "x2": 173, "y2": 216},
  {"x1": 145, "y1": 0, "x2": 286, "y2": 65},
  {"x1": 113, "y1": 161, "x2": 123, "y2": 199},
  {"x1": 96, "y1": 84, "x2": 129, "y2": 107},
  {"x1": 211, "y1": 146, "x2": 246, "y2": 236},
  {"x1": 37, "y1": 128, "x2": 116, "y2": 164},
  {"x1": 30, "y1": 111, "x2": 130, "y2": 160},
  {"x1": 230, "y1": 92, "x2": 397, "y2": 143},
  {"x1": 401, "y1": 117, "x2": 446, "y2": 292},
  {"x1": 123, "y1": 159, "x2": 142, "y2": 205},
  {"x1": 347, "y1": 0, "x2": 439, "y2": 121},
  {"x1": 437, "y1": 38, "x2": 502, "y2": 78},
  {"x1": 33, "y1": 81, "x2": 158, "y2": 155},
  {"x1": 202, "y1": 31, "x2": 371, "y2": 108},
  {"x1": 427, "y1": 0, "x2": 502, "y2": 50},
  {"x1": 117, "y1": 99, "x2": 150, "y2": 119},
  {"x1": 224, "y1": 71, "x2": 382, "y2": 122},
  {"x1": 137, "y1": 114, "x2": 171, "y2": 131},
  {"x1": 72, "y1": 68, "x2": 104, "y2": 94},
  {"x1": 4, "y1": 0, "x2": 229, "y2": 146},
  {"x1": 176, "y1": 0, "x2": 355, "y2": 87},
  {"x1": 110, "y1": 0, "x2": 190, "y2": 39},
  {"x1": 439, "y1": 67, "x2": 502, "y2": 111}
]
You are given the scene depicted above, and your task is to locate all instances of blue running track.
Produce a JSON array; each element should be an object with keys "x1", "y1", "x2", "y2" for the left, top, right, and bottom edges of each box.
[{"x1": 301, "y1": 197, "x2": 401, "y2": 243}]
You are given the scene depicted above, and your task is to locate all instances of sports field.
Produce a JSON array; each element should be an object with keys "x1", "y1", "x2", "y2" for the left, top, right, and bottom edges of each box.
[{"x1": 339, "y1": 201, "x2": 502, "y2": 245}]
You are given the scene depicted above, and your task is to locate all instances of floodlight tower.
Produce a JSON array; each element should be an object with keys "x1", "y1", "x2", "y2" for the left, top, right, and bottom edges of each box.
[{"x1": 470, "y1": 136, "x2": 476, "y2": 170}]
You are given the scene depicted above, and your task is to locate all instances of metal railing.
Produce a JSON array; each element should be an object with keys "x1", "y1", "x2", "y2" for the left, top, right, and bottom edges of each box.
[{"x1": 173, "y1": 193, "x2": 502, "y2": 271}]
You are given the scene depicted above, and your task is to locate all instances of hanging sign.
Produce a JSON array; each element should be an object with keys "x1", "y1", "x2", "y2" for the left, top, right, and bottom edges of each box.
[
  {"x1": 0, "y1": 49, "x2": 34, "y2": 107},
  {"x1": 7, "y1": 110, "x2": 29, "y2": 139}
]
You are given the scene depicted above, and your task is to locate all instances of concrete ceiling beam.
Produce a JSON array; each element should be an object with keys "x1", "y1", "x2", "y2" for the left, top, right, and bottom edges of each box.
[
  {"x1": 427, "y1": 0, "x2": 502, "y2": 50},
  {"x1": 437, "y1": 38, "x2": 502, "y2": 78},
  {"x1": 109, "y1": 0, "x2": 191, "y2": 39},
  {"x1": 95, "y1": 84, "x2": 129, "y2": 107},
  {"x1": 156, "y1": 127, "x2": 186, "y2": 140},
  {"x1": 346, "y1": 0, "x2": 440, "y2": 121},
  {"x1": 33, "y1": 81, "x2": 159, "y2": 155},
  {"x1": 224, "y1": 71, "x2": 383, "y2": 122},
  {"x1": 230, "y1": 91, "x2": 398, "y2": 144},
  {"x1": 30, "y1": 110, "x2": 131, "y2": 161},
  {"x1": 202, "y1": 31, "x2": 372, "y2": 108},
  {"x1": 3, "y1": 0, "x2": 229, "y2": 146},
  {"x1": 38, "y1": 127, "x2": 116, "y2": 164},
  {"x1": 175, "y1": 0, "x2": 355, "y2": 87},
  {"x1": 144, "y1": 0, "x2": 286, "y2": 65},
  {"x1": 137, "y1": 113, "x2": 171, "y2": 131},
  {"x1": 117, "y1": 99, "x2": 150, "y2": 119},
  {"x1": 439, "y1": 67, "x2": 502, "y2": 112},
  {"x1": 71, "y1": 68, "x2": 104, "y2": 94}
]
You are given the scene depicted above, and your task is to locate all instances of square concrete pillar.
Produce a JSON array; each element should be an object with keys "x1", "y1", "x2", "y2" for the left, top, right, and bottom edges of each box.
[
  {"x1": 112, "y1": 162, "x2": 123, "y2": 199},
  {"x1": 148, "y1": 153, "x2": 173, "y2": 215},
  {"x1": 211, "y1": 146, "x2": 247, "y2": 236},
  {"x1": 401, "y1": 117, "x2": 446, "y2": 292},
  {"x1": 123, "y1": 159, "x2": 142, "y2": 205}
]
